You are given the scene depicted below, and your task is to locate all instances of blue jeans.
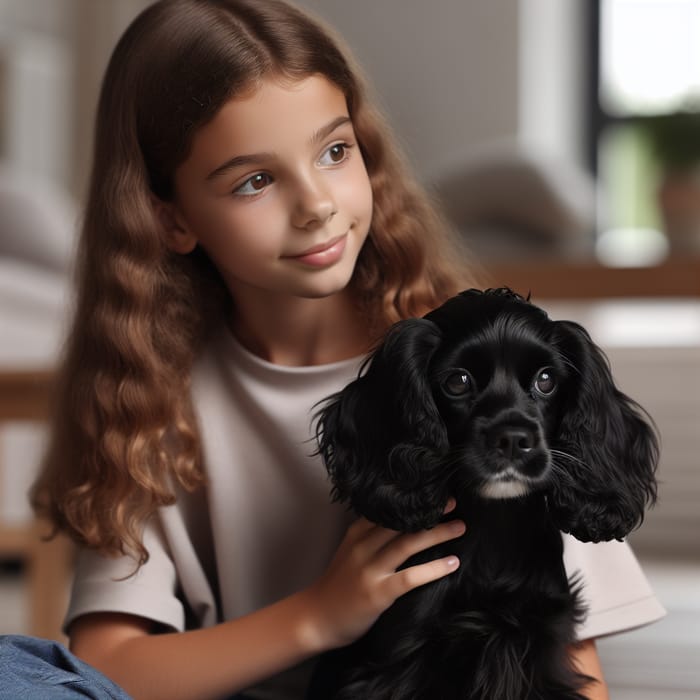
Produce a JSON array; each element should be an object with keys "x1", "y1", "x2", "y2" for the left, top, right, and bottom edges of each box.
[
  {"x1": 0, "y1": 635, "x2": 252, "y2": 699},
  {"x1": 0, "y1": 635, "x2": 131, "y2": 699}
]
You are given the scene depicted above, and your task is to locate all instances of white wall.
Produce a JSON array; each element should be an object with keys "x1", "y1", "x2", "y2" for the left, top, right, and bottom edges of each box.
[
  {"x1": 518, "y1": 0, "x2": 588, "y2": 168},
  {"x1": 298, "y1": 0, "x2": 521, "y2": 183},
  {"x1": 0, "y1": 0, "x2": 151, "y2": 198}
]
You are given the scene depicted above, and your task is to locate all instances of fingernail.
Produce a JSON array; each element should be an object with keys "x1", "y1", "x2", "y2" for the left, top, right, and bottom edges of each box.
[
  {"x1": 446, "y1": 556, "x2": 460, "y2": 569},
  {"x1": 449, "y1": 520, "x2": 466, "y2": 535},
  {"x1": 443, "y1": 498, "x2": 456, "y2": 513}
]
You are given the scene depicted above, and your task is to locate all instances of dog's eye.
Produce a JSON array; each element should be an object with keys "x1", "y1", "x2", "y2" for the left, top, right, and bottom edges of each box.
[
  {"x1": 442, "y1": 370, "x2": 473, "y2": 397},
  {"x1": 533, "y1": 368, "x2": 557, "y2": 396}
]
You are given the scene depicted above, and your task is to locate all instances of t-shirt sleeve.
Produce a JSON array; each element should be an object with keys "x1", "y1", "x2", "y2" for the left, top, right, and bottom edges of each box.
[
  {"x1": 64, "y1": 518, "x2": 186, "y2": 634},
  {"x1": 562, "y1": 535, "x2": 666, "y2": 641}
]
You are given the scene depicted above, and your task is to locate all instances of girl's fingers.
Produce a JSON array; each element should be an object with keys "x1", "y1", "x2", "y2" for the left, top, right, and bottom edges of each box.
[
  {"x1": 388, "y1": 554, "x2": 461, "y2": 599},
  {"x1": 343, "y1": 517, "x2": 378, "y2": 543},
  {"x1": 379, "y1": 518, "x2": 466, "y2": 572},
  {"x1": 343, "y1": 517, "x2": 399, "y2": 554},
  {"x1": 343, "y1": 514, "x2": 465, "y2": 581},
  {"x1": 347, "y1": 497, "x2": 460, "y2": 561},
  {"x1": 443, "y1": 497, "x2": 457, "y2": 514},
  {"x1": 311, "y1": 514, "x2": 464, "y2": 647}
]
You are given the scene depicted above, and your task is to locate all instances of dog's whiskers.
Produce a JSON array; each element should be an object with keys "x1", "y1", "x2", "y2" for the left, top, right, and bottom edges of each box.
[{"x1": 550, "y1": 448, "x2": 591, "y2": 471}]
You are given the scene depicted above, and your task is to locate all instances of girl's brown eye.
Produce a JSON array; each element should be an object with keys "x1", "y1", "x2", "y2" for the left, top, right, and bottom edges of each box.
[
  {"x1": 250, "y1": 173, "x2": 270, "y2": 190},
  {"x1": 235, "y1": 172, "x2": 272, "y2": 196},
  {"x1": 319, "y1": 143, "x2": 350, "y2": 166},
  {"x1": 533, "y1": 368, "x2": 556, "y2": 396},
  {"x1": 328, "y1": 144, "x2": 345, "y2": 162}
]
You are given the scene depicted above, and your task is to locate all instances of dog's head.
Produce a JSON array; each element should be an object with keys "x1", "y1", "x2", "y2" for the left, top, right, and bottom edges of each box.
[{"x1": 316, "y1": 288, "x2": 658, "y2": 542}]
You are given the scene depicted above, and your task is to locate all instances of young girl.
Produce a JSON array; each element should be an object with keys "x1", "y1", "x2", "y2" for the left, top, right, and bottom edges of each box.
[{"x1": 3, "y1": 1, "x2": 663, "y2": 698}]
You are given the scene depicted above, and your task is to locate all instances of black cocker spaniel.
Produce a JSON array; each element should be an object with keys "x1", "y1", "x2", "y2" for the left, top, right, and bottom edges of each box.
[{"x1": 309, "y1": 288, "x2": 658, "y2": 700}]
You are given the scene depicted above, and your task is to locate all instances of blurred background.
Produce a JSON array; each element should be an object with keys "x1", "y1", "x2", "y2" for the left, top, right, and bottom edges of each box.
[{"x1": 0, "y1": 0, "x2": 698, "y2": 697}]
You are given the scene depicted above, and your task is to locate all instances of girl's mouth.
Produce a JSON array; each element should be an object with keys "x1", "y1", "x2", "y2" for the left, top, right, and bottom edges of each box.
[{"x1": 287, "y1": 234, "x2": 348, "y2": 267}]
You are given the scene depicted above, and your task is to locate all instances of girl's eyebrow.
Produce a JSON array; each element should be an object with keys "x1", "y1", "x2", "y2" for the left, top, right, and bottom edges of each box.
[
  {"x1": 207, "y1": 152, "x2": 271, "y2": 181},
  {"x1": 310, "y1": 115, "x2": 352, "y2": 146},
  {"x1": 206, "y1": 115, "x2": 353, "y2": 182}
]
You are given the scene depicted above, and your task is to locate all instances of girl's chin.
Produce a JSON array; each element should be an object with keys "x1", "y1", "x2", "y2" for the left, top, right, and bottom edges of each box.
[{"x1": 293, "y1": 276, "x2": 355, "y2": 300}]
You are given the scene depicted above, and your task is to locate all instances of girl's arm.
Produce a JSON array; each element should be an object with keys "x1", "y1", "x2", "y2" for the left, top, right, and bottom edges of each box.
[
  {"x1": 69, "y1": 516, "x2": 465, "y2": 700},
  {"x1": 570, "y1": 639, "x2": 610, "y2": 700}
]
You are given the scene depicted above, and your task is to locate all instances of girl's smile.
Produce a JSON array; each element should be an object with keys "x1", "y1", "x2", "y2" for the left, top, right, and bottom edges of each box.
[
  {"x1": 284, "y1": 233, "x2": 348, "y2": 267},
  {"x1": 166, "y1": 75, "x2": 374, "y2": 304}
]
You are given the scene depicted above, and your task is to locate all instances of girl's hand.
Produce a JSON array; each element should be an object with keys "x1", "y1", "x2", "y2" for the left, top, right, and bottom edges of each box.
[{"x1": 303, "y1": 502, "x2": 465, "y2": 650}]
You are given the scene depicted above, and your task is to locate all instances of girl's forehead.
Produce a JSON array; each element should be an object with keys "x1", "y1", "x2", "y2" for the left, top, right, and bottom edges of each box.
[{"x1": 182, "y1": 75, "x2": 350, "y2": 174}]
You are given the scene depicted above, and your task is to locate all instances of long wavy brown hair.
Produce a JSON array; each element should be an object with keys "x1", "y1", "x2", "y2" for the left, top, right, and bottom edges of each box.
[{"x1": 32, "y1": 0, "x2": 474, "y2": 564}]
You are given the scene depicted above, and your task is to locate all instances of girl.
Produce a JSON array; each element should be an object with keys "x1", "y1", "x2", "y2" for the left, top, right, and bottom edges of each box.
[{"x1": 4, "y1": 1, "x2": 663, "y2": 699}]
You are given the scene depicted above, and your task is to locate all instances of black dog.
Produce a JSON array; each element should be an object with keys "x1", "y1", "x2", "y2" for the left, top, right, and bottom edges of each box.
[{"x1": 309, "y1": 288, "x2": 658, "y2": 700}]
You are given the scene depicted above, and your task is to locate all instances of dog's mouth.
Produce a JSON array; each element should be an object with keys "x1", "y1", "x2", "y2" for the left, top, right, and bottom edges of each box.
[
  {"x1": 477, "y1": 447, "x2": 552, "y2": 500},
  {"x1": 479, "y1": 468, "x2": 534, "y2": 499}
]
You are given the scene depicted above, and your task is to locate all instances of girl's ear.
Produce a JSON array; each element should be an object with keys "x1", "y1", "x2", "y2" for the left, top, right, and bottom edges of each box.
[{"x1": 150, "y1": 194, "x2": 198, "y2": 254}]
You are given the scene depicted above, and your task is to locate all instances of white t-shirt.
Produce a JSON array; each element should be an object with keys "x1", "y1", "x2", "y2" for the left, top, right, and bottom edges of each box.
[{"x1": 65, "y1": 326, "x2": 666, "y2": 699}]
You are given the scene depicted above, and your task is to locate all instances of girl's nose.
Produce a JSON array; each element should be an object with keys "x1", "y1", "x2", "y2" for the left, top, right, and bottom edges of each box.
[{"x1": 291, "y1": 176, "x2": 337, "y2": 230}]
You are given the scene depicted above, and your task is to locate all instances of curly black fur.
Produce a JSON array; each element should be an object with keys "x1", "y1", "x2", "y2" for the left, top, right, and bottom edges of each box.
[{"x1": 309, "y1": 288, "x2": 658, "y2": 700}]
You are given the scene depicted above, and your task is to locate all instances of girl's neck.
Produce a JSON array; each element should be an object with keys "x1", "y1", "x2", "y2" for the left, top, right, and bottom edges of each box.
[{"x1": 229, "y1": 290, "x2": 373, "y2": 367}]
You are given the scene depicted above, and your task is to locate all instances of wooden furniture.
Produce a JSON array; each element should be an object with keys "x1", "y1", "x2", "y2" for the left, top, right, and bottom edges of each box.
[
  {"x1": 481, "y1": 256, "x2": 700, "y2": 299},
  {"x1": 0, "y1": 369, "x2": 72, "y2": 642}
]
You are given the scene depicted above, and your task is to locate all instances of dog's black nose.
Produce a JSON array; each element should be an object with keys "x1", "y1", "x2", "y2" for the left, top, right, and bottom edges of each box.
[{"x1": 489, "y1": 427, "x2": 538, "y2": 459}]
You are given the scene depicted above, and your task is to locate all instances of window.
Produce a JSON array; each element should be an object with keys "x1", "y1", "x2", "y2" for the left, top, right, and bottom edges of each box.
[{"x1": 590, "y1": 0, "x2": 700, "y2": 266}]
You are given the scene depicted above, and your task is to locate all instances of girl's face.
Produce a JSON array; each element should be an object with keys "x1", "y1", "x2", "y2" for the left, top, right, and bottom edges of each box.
[{"x1": 168, "y1": 75, "x2": 374, "y2": 305}]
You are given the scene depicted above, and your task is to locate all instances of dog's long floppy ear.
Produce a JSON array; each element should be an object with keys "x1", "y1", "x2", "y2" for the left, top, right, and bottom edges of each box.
[
  {"x1": 548, "y1": 320, "x2": 659, "y2": 542},
  {"x1": 315, "y1": 318, "x2": 449, "y2": 532}
]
